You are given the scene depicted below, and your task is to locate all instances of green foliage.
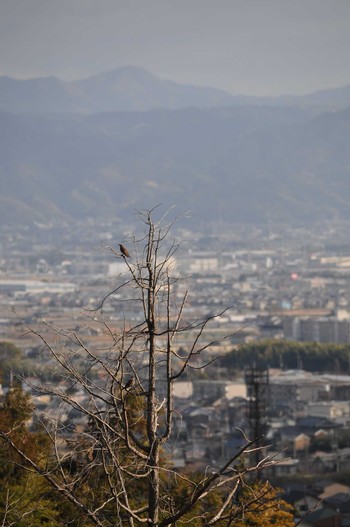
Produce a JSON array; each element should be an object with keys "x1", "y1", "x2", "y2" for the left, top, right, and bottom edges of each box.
[
  {"x1": 0, "y1": 341, "x2": 21, "y2": 362},
  {"x1": 0, "y1": 386, "x2": 51, "y2": 479},
  {"x1": 309, "y1": 435, "x2": 332, "y2": 452},
  {"x1": 231, "y1": 481, "x2": 295, "y2": 527},
  {"x1": 0, "y1": 341, "x2": 22, "y2": 385},
  {"x1": 0, "y1": 473, "x2": 61, "y2": 527},
  {"x1": 0, "y1": 385, "x2": 61, "y2": 525},
  {"x1": 220, "y1": 339, "x2": 350, "y2": 373},
  {"x1": 0, "y1": 386, "x2": 34, "y2": 480}
]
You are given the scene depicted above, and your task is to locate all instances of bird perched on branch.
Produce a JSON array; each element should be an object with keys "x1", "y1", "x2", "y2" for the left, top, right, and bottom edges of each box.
[
  {"x1": 124, "y1": 377, "x2": 135, "y2": 390},
  {"x1": 119, "y1": 244, "x2": 130, "y2": 258}
]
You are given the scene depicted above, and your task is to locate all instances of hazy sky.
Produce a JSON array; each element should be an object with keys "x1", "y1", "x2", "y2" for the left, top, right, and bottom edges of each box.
[{"x1": 1, "y1": 0, "x2": 350, "y2": 96}]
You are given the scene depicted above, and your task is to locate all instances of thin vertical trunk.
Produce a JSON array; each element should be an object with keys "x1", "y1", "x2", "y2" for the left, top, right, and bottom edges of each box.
[
  {"x1": 148, "y1": 443, "x2": 160, "y2": 527},
  {"x1": 146, "y1": 220, "x2": 160, "y2": 527}
]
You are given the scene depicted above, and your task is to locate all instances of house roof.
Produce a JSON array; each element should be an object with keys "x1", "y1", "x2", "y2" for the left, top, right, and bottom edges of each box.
[
  {"x1": 298, "y1": 416, "x2": 342, "y2": 430},
  {"x1": 319, "y1": 483, "x2": 350, "y2": 500},
  {"x1": 305, "y1": 506, "x2": 338, "y2": 523},
  {"x1": 324, "y1": 493, "x2": 350, "y2": 513}
]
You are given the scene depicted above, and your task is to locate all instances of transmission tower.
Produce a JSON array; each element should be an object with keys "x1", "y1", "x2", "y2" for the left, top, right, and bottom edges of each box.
[{"x1": 244, "y1": 366, "x2": 269, "y2": 466}]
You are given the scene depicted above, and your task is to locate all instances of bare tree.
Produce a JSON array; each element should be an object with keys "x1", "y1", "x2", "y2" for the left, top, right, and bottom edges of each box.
[{"x1": 0, "y1": 208, "x2": 282, "y2": 527}]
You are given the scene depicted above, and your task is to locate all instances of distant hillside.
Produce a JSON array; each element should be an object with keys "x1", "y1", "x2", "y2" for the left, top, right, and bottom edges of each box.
[
  {"x1": 2, "y1": 66, "x2": 350, "y2": 113},
  {"x1": 272, "y1": 83, "x2": 350, "y2": 109},
  {"x1": 0, "y1": 67, "x2": 239, "y2": 113},
  {"x1": 1, "y1": 105, "x2": 350, "y2": 225}
]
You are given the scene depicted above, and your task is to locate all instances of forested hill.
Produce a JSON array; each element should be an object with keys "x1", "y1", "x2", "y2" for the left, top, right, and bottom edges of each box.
[
  {"x1": 220, "y1": 340, "x2": 350, "y2": 373},
  {"x1": 1, "y1": 105, "x2": 350, "y2": 226},
  {"x1": 1, "y1": 67, "x2": 350, "y2": 226}
]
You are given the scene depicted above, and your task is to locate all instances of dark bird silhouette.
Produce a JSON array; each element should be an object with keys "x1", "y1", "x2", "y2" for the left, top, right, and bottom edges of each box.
[
  {"x1": 124, "y1": 377, "x2": 134, "y2": 390},
  {"x1": 119, "y1": 244, "x2": 130, "y2": 258}
]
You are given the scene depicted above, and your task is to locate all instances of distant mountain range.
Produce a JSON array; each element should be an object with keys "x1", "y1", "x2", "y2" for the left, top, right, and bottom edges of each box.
[
  {"x1": 2, "y1": 66, "x2": 350, "y2": 114},
  {"x1": 1, "y1": 67, "x2": 350, "y2": 226},
  {"x1": 0, "y1": 66, "x2": 239, "y2": 113}
]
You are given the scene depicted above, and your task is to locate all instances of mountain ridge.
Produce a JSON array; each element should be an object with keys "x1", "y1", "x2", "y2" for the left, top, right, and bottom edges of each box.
[
  {"x1": 1, "y1": 104, "x2": 349, "y2": 225},
  {"x1": 2, "y1": 66, "x2": 350, "y2": 114},
  {"x1": 2, "y1": 66, "x2": 350, "y2": 226}
]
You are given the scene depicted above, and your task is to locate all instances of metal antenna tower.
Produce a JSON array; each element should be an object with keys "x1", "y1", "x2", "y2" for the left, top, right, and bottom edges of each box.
[{"x1": 245, "y1": 366, "x2": 269, "y2": 467}]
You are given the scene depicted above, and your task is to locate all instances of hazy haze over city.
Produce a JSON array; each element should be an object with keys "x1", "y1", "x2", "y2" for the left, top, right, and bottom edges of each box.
[
  {"x1": 1, "y1": 1, "x2": 350, "y2": 227},
  {"x1": 3, "y1": 4, "x2": 350, "y2": 518},
  {"x1": 1, "y1": 0, "x2": 350, "y2": 96}
]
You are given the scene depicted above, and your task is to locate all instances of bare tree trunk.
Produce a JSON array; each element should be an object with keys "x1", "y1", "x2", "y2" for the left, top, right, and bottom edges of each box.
[
  {"x1": 146, "y1": 214, "x2": 160, "y2": 527},
  {"x1": 0, "y1": 207, "x2": 284, "y2": 527}
]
